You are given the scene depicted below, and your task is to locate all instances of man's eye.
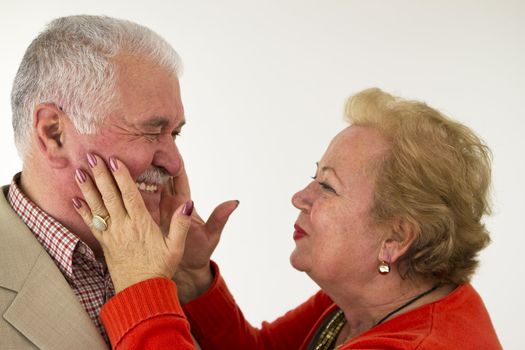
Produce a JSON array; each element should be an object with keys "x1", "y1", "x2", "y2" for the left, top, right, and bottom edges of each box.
[
  {"x1": 144, "y1": 133, "x2": 160, "y2": 142},
  {"x1": 171, "y1": 131, "x2": 181, "y2": 140}
]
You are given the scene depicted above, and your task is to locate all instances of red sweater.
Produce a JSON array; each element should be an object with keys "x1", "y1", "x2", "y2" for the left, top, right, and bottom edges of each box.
[
  {"x1": 101, "y1": 264, "x2": 502, "y2": 349},
  {"x1": 100, "y1": 278, "x2": 195, "y2": 349}
]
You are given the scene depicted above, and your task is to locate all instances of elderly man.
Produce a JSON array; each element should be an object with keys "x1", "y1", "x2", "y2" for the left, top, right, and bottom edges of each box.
[{"x1": 0, "y1": 15, "x2": 236, "y2": 349}]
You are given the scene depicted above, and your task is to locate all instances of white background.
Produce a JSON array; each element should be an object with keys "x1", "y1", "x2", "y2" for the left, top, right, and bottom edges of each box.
[{"x1": 1, "y1": 1, "x2": 523, "y2": 348}]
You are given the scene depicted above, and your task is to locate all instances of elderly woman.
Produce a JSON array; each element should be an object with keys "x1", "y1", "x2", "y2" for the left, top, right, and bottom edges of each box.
[{"x1": 74, "y1": 88, "x2": 501, "y2": 349}]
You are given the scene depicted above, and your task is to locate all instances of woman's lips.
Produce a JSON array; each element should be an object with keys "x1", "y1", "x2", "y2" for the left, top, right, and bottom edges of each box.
[{"x1": 293, "y1": 224, "x2": 307, "y2": 240}]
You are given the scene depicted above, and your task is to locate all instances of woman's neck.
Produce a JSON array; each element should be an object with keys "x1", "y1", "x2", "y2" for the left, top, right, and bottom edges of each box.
[{"x1": 321, "y1": 276, "x2": 456, "y2": 343}]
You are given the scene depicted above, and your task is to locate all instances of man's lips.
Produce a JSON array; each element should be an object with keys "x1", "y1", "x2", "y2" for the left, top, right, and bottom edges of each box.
[{"x1": 293, "y1": 224, "x2": 307, "y2": 240}]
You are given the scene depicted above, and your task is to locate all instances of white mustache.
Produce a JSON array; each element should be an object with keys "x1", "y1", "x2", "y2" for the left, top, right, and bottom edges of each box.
[{"x1": 136, "y1": 167, "x2": 170, "y2": 185}]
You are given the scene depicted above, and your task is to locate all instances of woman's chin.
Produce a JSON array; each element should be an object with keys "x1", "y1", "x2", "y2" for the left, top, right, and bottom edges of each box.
[{"x1": 289, "y1": 250, "x2": 307, "y2": 272}]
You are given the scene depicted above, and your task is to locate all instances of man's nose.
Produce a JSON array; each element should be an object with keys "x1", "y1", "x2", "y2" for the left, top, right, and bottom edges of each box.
[{"x1": 152, "y1": 136, "x2": 183, "y2": 177}]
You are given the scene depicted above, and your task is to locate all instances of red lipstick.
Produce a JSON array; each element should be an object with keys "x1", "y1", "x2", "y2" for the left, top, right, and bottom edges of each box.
[{"x1": 293, "y1": 224, "x2": 307, "y2": 240}]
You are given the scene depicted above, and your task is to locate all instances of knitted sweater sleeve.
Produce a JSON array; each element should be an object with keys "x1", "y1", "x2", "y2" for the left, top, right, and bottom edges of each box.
[
  {"x1": 100, "y1": 277, "x2": 195, "y2": 349},
  {"x1": 183, "y1": 262, "x2": 332, "y2": 350}
]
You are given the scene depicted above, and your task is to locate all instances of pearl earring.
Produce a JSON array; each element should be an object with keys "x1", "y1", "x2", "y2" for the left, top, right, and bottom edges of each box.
[{"x1": 378, "y1": 261, "x2": 390, "y2": 274}]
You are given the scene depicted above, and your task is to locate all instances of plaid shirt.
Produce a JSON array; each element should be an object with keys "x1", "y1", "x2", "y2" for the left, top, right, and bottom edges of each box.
[{"x1": 7, "y1": 174, "x2": 114, "y2": 345}]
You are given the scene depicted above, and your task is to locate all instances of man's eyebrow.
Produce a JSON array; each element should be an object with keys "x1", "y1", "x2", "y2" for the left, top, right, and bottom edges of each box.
[
  {"x1": 177, "y1": 120, "x2": 186, "y2": 129},
  {"x1": 140, "y1": 117, "x2": 186, "y2": 129},
  {"x1": 140, "y1": 117, "x2": 169, "y2": 128}
]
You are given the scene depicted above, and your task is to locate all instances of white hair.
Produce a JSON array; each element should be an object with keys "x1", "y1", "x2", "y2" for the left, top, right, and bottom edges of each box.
[{"x1": 11, "y1": 15, "x2": 183, "y2": 159}]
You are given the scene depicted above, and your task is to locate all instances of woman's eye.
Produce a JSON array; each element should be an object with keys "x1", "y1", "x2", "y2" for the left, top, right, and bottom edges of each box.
[
  {"x1": 311, "y1": 176, "x2": 337, "y2": 194},
  {"x1": 319, "y1": 181, "x2": 336, "y2": 193}
]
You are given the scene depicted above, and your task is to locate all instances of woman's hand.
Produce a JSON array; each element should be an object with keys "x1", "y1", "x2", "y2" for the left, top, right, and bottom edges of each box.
[
  {"x1": 160, "y1": 165, "x2": 239, "y2": 303},
  {"x1": 72, "y1": 154, "x2": 193, "y2": 293}
]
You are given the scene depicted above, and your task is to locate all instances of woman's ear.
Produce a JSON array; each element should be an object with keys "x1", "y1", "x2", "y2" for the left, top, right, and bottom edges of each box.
[
  {"x1": 378, "y1": 218, "x2": 418, "y2": 264},
  {"x1": 34, "y1": 103, "x2": 69, "y2": 169}
]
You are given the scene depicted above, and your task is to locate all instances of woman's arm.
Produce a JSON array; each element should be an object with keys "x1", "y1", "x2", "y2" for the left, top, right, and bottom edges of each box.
[
  {"x1": 100, "y1": 278, "x2": 195, "y2": 349},
  {"x1": 72, "y1": 155, "x2": 197, "y2": 348},
  {"x1": 183, "y1": 262, "x2": 334, "y2": 350}
]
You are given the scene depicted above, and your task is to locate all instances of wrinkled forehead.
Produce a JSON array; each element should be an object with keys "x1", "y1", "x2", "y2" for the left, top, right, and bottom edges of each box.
[
  {"x1": 321, "y1": 125, "x2": 390, "y2": 172},
  {"x1": 108, "y1": 55, "x2": 184, "y2": 125},
  {"x1": 114, "y1": 54, "x2": 180, "y2": 93}
]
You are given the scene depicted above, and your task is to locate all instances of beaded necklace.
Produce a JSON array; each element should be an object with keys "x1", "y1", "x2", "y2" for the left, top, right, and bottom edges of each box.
[
  {"x1": 312, "y1": 285, "x2": 439, "y2": 350},
  {"x1": 312, "y1": 309, "x2": 346, "y2": 350}
]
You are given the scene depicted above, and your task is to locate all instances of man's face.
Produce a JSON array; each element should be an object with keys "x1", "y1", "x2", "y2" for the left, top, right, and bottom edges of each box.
[{"x1": 66, "y1": 54, "x2": 185, "y2": 223}]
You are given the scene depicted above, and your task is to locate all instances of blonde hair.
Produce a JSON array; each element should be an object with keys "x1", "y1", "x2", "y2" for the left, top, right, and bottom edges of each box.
[{"x1": 345, "y1": 88, "x2": 492, "y2": 285}]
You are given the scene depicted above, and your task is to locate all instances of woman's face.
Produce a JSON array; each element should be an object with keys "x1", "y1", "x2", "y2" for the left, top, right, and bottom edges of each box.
[{"x1": 291, "y1": 125, "x2": 391, "y2": 286}]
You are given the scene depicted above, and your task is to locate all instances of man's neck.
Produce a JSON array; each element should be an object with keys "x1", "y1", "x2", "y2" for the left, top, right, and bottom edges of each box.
[{"x1": 19, "y1": 168, "x2": 104, "y2": 259}]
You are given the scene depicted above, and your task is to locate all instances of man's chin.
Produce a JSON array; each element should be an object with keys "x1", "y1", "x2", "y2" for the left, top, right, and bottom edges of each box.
[
  {"x1": 140, "y1": 192, "x2": 161, "y2": 224},
  {"x1": 148, "y1": 209, "x2": 161, "y2": 225}
]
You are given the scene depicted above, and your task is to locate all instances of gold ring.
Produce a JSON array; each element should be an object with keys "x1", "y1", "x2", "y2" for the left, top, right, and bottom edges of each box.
[{"x1": 92, "y1": 215, "x2": 110, "y2": 231}]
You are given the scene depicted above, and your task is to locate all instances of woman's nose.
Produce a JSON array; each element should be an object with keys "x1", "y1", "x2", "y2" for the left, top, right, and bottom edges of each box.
[{"x1": 291, "y1": 183, "x2": 314, "y2": 212}]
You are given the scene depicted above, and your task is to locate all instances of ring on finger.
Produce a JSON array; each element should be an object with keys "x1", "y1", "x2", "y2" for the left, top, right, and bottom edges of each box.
[{"x1": 92, "y1": 215, "x2": 110, "y2": 232}]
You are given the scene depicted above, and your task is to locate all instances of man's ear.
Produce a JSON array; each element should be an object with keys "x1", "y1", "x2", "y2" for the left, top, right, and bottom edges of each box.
[
  {"x1": 34, "y1": 103, "x2": 69, "y2": 169},
  {"x1": 378, "y1": 218, "x2": 418, "y2": 265}
]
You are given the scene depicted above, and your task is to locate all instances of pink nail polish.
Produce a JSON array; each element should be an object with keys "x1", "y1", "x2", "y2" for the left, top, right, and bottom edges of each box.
[
  {"x1": 109, "y1": 156, "x2": 118, "y2": 172},
  {"x1": 86, "y1": 153, "x2": 97, "y2": 168},
  {"x1": 72, "y1": 197, "x2": 82, "y2": 209},
  {"x1": 75, "y1": 169, "x2": 87, "y2": 183},
  {"x1": 182, "y1": 201, "x2": 194, "y2": 216}
]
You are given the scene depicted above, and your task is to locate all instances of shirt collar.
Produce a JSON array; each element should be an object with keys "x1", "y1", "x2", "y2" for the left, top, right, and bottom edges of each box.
[{"x1": 7, "y1": 173, "x2": 96, "y2": 281}]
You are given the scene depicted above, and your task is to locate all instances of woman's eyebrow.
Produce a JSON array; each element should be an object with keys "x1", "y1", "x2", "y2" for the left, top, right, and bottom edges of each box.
[{"x1": 316, "y1": 162, "x2": 343, "y2": 184}]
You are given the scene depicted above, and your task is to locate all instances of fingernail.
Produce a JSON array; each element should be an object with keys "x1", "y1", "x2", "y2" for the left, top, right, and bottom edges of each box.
[
  {"x1": 235, "y1": 200, "x2": 240, "y2": 208},
  {"x1": 109, "y1": 156, "x2": 118, "y2": 172},
  {"x1": 86, "y1": 153, "x2": 97, "y2": 168},
  {"x1": 75, "y1": 169, "x2": 87, "y2": 183},
  {"x1": 72, "y1": 197, "x2": 82, "y2": 209},
  {"x1": 182, "y1": 200, "x2": 194, "y2": 216}
]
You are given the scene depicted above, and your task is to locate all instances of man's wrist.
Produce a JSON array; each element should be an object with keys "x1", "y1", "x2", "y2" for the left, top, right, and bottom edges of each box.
[{"x1": 174, "y1": 264, "x2": 214, "y2": 304}]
